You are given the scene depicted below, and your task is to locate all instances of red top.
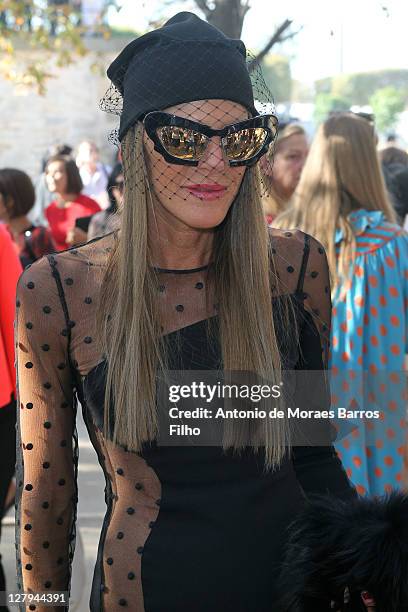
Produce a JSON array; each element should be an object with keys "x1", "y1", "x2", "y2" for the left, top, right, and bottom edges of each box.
[
  {"x1": 46, "y1": 194, "x2": 100, "y2": 251},
  {"x1": 0, "y1": 224, "x2": 22, "y2": 408}
]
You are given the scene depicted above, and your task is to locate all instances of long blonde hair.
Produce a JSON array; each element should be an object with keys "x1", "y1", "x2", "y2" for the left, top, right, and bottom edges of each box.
[
  {"x1": 98, "y1": 123, "x2": 292, "y2": 469},
  {"x1": 275, "y1": 113, "x2": 396, "y2": 289},
  {"x1": 263, "y1": 123, "x2": 307, "y2": 217}
]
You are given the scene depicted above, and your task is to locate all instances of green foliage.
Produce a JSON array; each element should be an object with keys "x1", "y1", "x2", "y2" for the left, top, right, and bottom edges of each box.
[
  {"x1": 0, "y1": 0, "x2": 119, "y2": 93},
  {"x1": 315, "y1": 69, "x2": 408, "y2": 106},
  {"x1": 261, "y1": 54, "x2": 292, "y2": 103},
  {"x1": 313, "y1": 93, "x2": 350, "y2": 125},
  {"x1": 369, "y1": 86, "x2": 405, "y2": 133}
]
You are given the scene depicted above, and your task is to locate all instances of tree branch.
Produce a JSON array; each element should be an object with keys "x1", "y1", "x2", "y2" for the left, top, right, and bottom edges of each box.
[
  {"x1": 278, "y1": 25, "x2": 303, "y2": 44},
  {"x1": 248, "y1": 19, "x2": 293, "y2": 72}
]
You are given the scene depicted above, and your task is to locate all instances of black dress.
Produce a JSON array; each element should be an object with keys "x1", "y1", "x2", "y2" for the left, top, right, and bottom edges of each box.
[{"x1": 15, "y1": 229, "x2": 355, "y2": 612}]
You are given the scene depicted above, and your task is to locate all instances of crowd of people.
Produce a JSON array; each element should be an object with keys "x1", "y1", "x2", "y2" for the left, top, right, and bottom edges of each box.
[
  {"x1": 0, "y1": 140, "x2": 122, "y2": 268},
  {"x1": 0, "y1": 11, "x2": 407, "y2": 611}
]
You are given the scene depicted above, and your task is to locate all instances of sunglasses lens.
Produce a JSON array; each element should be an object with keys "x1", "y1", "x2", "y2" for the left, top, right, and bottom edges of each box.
[
  {"x1": 157, "y1": 126, "x2": 208, "y2": 160},
  {"x1": 223, "y1": 127, "x2": 269, "y2": 161}
]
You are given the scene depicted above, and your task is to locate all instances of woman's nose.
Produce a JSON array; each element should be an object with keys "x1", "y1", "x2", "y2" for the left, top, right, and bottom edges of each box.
[{"x1": 198, "y1": 137, "x2": 226, "y2": 171}]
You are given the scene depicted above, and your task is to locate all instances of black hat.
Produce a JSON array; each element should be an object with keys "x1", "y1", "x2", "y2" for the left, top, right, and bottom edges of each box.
[{"x1": 106, "y1": 12, "x2": 257, "y2": 141}]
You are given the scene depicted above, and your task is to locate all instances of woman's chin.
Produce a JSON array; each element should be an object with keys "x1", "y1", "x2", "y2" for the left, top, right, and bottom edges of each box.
[{"x1": 181, "y1": 210, "x2": 229, "y2": 230}]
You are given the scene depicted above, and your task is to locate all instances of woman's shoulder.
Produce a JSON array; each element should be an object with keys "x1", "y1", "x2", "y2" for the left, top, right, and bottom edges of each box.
[
  {"x1": 268, "y1": 226, "x2": 326, "y2": 253},
  {"x1": 268, "y1": 226, "x2": 327, "y2": 270},
  {"x1": 45, "y1": 199, "x2": 57, "y2": 212},
  {"x1": 76, "y1": 193, "x2": 101, "y2": 211},
  {"x1": 268, "y1": 227, "x2": 329, "y2": 297},
  {"x1": 338, "y1": 209, "x2": 407, "y2": 253},
  {"x1": 18, "y1": 233, "x2": 114, "y2": 291}
]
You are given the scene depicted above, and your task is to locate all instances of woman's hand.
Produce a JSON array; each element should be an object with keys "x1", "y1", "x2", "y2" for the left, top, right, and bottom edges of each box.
[{"x1": 66, "y1": 226, "x2": 88, "y2": 246}]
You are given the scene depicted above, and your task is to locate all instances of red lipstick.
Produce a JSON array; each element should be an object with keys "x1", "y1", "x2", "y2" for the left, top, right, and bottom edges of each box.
[{"x1": 183, "y1": 183, "x2": 227, "y2": 201}]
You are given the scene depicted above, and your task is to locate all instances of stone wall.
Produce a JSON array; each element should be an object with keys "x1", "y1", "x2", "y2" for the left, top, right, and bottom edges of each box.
[{"x1": 0, "y1": 39, "x2": 131, "y2": 180}]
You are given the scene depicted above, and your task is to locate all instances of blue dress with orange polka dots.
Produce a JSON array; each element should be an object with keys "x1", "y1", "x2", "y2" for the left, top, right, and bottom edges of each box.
[{"x1": 331, "y1": 209, "x2": 408, "y2": 496}]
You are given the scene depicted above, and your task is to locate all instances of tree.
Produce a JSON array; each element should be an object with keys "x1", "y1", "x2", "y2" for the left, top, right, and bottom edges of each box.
[
  {"x1": 182, "y1": 0, "x2": 300, "y2": 70},
  {"x1": 0, "y1": 0, "x2": 118, "y2": 93},
  {"x1": 315, "y1": 69, "x2": 408, "y2": 107},
  {"x1": 313, "y1": 92, "x2": 350, "y2": 125},
  {"x1": 193, "y1": 0, "x2": 250, "y2": 38},
  {"x1": 369, "y1": 86, "x2": 405, "y2": 134}
]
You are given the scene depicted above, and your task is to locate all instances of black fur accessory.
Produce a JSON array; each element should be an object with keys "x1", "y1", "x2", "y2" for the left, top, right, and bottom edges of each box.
[{"x1": 277, "y1": 491, "x2": 408, "y2": 611}]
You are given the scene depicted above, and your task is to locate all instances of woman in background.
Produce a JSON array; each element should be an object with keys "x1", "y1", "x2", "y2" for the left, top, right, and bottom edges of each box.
[
  {"x1": 261, "y1": 122, "x2": 308, "y2": 224},
  {"x1": 45, "y1": 155, "x2": 100, "y2": 250},
  {"x1": 0, "y1": 168, "x2": 55, "y2": 267},
  {"x1": 276, "y1": 112, "x2": 408, "y2": 496}
]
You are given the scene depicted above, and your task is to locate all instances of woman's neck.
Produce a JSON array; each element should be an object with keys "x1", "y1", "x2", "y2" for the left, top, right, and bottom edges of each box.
[
  {"x1": 148, "y1": 214, "x2": 214, "y2": 269},
  {"x1": 8, "y1": 215, "x2": 32, "y2": 237},
  {"x1": 55, "y1": 192, "x2": 78, "y2": 208}
]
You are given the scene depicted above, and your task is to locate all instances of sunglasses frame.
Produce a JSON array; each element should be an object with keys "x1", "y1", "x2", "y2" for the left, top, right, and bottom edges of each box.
[{"x1": 143, "y1": 111, "x2": 278, "y2": 167}]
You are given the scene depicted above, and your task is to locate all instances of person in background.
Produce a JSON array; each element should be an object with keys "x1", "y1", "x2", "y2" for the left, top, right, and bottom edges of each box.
[
  {"x1": 0, "y1": 168, "x2": 56, "y2": 267},
  {"x1": 0, "y1": 225, "x2": 22, "y2": 610},
  {"x1": 45, "y1": 155, "x2": 100, "y2": 250},
  {"x1": 261, "y1": 122, "x2": 308, "y2": 224},
  {"x1": 31, "y1": 144, "x2": 73, "y2": 227},
  {"x1": 379, "y1": 146, "x2": 408, "y2": 225},
  {"x1": 276, "y1": 112, "x2": 408, "y2": 496},
  {"x1": 87, "y1": 163, "x2": 122, "y2": 239},
  {"x1": 384, "y1": 132, "x2": 398, "y2": 147},
  {"x1": 76, "y1": 140, "x2": 111, "y2": 209}
]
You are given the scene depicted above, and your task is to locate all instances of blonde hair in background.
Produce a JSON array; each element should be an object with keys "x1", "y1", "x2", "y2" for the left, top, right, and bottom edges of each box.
[
  {"x1": 275, "y1": 113, "x2": 396, "y2": 292},
  {"x1": 263, "y1": 123, "x2": 307, "y2": 217},
  {"x1": 98, "y1": 123, "x2": 293, "y2": 470}
]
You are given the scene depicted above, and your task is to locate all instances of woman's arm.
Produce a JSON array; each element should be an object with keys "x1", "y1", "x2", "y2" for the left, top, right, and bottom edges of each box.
[
  {"x1": 290, "y1": 234, "x2": 357, "y2": 500},
  {"x1": 0, "y1": 225, "x2": 22, "y2": 406},
  {"x1": 15, "y1": 256, "x2": 78, "y2": 611}
]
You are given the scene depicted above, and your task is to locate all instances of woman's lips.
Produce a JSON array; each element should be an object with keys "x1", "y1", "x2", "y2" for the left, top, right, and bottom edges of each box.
[{"x1": 183, "y1": 183, "x2": 227, "y2": 201}]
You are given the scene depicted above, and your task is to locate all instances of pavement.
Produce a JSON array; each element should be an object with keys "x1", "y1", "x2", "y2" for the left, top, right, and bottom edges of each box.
[{"x1": 2, "y1": 407, "x2": 106, "y2": 611}]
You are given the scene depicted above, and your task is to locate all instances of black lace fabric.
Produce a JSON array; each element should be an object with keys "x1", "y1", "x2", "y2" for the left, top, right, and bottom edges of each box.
[{"x1": 14, "y1": 228, "x2": 348, "y2": 612}]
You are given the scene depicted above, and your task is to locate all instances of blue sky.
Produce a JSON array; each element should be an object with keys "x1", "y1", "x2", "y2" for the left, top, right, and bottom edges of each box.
[{"x1": 108, "y1": 0, "x2": 407, "y2": 82}]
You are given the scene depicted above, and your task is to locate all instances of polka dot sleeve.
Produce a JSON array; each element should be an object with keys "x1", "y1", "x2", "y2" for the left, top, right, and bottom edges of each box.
[
  {"x1": 15, "y1": 256, "x2": 77, "y2": 612},
  {"x1": 301, "y1": 235, "x2": 332, "y2": 370}
]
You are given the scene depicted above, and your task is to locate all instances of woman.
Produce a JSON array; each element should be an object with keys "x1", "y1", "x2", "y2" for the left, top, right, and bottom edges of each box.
[
  {"x1": 45, "y1": 155, "x2": 100, "y2": 250},
  {"x1": 0, "y1": 168, "x2": 55, "y2": 267},
  {"x1": 0, "y1": 225, "x2": 22, "y2": 609},
  {"x1": 261, "y1": 122, "x2": 308, "y2": 224},
  {"x1": 276, "y1": 112, "x2": 408, "y2": 497},
  {"x1": 15, "y1": 14, "x2": 359, "y2": 612},
  {"x1": 87, "y1": 163, "x2": 122, "y2": 239}
]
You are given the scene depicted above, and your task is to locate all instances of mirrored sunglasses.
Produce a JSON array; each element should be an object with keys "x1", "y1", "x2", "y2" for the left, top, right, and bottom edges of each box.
[{"x1": 143, "y1": 112, "x2": 278, "y2": 167}]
